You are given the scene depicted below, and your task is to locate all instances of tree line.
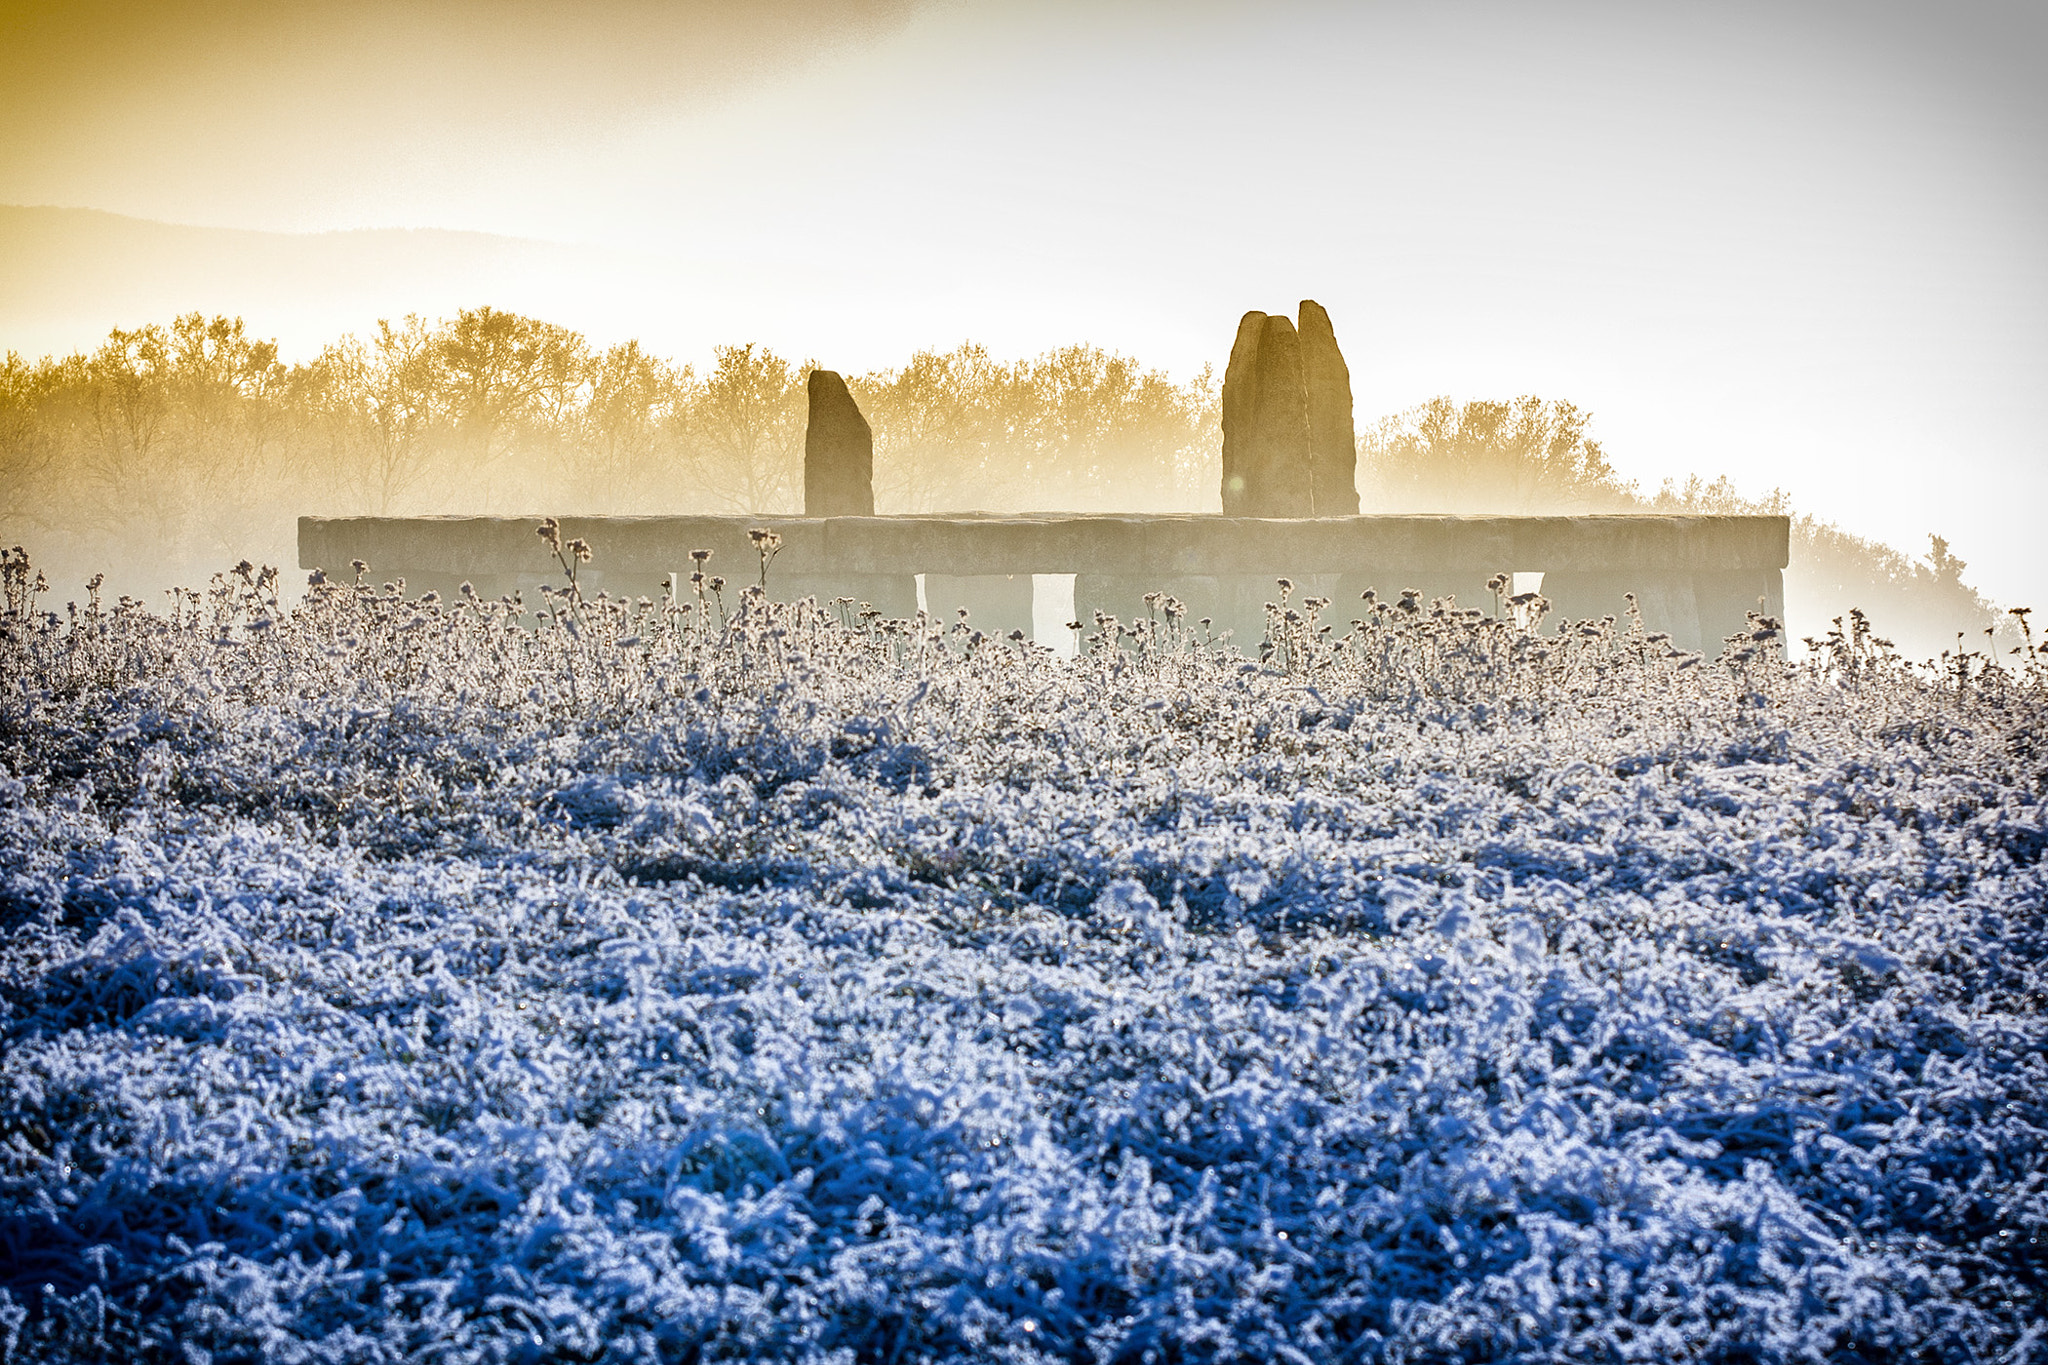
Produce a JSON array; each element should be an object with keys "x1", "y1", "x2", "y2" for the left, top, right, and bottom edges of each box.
[
  {"x1": 1356, "y1": 396, "x2": 2006, "y2": 658},
  {"x1": 0, "y1": 308, "x2": 1220, "y2": 596},
  {"x1": 0, "y1": 307, "x2": 2006, "y2": 660}
]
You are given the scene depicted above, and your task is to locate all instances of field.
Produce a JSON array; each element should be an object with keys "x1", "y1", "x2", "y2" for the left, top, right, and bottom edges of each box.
[{"x1": 1, "y1": 548, "x2": 2044, "y2": 1364}]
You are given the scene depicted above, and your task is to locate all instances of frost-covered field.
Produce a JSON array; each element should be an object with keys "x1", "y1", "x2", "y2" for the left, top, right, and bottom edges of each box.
[{"x1": 1, "y1": 554, "x2": 2045, "y2": 1364}]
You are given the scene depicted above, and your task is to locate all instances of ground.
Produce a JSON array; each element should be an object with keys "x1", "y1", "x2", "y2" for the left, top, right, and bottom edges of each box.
[{"x1": 1, "y1": 566, "x2": 2043, "y2": 1363}]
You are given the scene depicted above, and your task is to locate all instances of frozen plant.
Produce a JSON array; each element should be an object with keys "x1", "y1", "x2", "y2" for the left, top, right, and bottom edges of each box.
[{"x1": 0, "y1": 539, "x2": 2043, "y2": 1364}]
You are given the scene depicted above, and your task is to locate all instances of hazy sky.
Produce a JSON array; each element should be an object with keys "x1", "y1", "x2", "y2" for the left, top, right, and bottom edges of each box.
[{"x1": 3, "y1": 0, "x2": 2044, "y2": 608}]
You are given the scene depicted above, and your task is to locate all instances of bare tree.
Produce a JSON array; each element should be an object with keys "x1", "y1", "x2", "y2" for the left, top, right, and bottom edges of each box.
[
  {"x1": 165, "y1": 314, "x2": 291, "y2": 557},
  {"x1": 1360, "y1": 396, "x2": 1633, "y2": 513},
  {"x1": 0, "y1": 352, "x2": 59, "y2": 530},
  {"x1": 437, "y1": 307, "x2": 587, "y2": 503},
  {"x1": 315, "y1": 316, "x2": 446, "y2": 515},
  {"x1": 673, "y1": 342, "x2": 805, "y2": 513},
  {"x1": 856, "y1": 344, "x2": 1016, "y2": 513},
  {"x1": 565, "y1": 341, "x2": 684, "y2": 512},
  {"x1": 1014, "y1": 345, "x2": 1216, "y2": 512}
]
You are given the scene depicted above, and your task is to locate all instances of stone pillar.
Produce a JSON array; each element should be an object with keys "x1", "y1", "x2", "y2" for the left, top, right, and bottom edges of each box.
[
  {"x1": 1539, "y1": 571, "x2": 1703, "y2": 652},
  {"x1": 1220, "y1": 312, "x2": 1268, "y2": 515},
  {"x1": 804, "y1": 370, "x2": 874, "y2": 517},
  {"x1": 1242, "y1": 316, "x2": 1316, "y2": 518},
  {"x1": 1694, "y1": 569, "x2": 1785, "y2": 656},
  {"x1": 1298, "y1": 300, "x2": 1358, "y2": 515},
  {"x1": 1221, "y1": 304, "x2": 1355, "y2": 517}
]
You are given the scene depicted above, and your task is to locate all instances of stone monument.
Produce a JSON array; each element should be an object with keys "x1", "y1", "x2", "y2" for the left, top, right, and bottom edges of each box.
[
  {"x1": 804, "y1": 370, "x2": 875, "y2": 517},
  {"x1": 1298, "y1": 300, "x2": 1358, "y2": 515},
  {"x1": 1220, "y1": 301, "x2": 1356, "y2": 517}
]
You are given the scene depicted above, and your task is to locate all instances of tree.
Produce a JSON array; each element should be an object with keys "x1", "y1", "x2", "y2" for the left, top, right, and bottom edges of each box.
[
  {"x1": 675, "y1": 342, "x2": 805, "y2": 513},
  {"x1": 1359, "y1": 395, "x2": 1634, "y2": 512},
  {"x1": 855, "y1": 344, "x2": 1015, "y2": 513},
  {"x1": 79, "y1": 325, "x2": 172, "y2": 499},
  {"x1": 315, "y1": 316, "x2": 446, "y2": 514},
  {"x1": 0, "y1": 353, "x2": 59, "y2": 528},
  {"x1": 165, "y1": 313, "x2": 291, "y2": 555},
  {"x1": 166, "y1": 314, "x2": 285, "y2": 460},
  {"x1": 855, "y1": 343, "x2": 1218, "y2": 514},
  {"x1": 1013, "y1": 345, "x2": 1215, "y2": 511},
  {"x1": 563, "y1": 341, "x2": 684, "y2": 511},
  {"x1": 68, "y1": 324, "x2": 186, "y2": 559},
  {"x1": 437, "y1": 307, "x2": 588, "y2": 499}
]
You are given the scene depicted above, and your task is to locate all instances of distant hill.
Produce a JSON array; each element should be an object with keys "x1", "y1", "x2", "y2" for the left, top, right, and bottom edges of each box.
[{"x1": 0, "y1": 205, "x2": 645, "y2": 362}]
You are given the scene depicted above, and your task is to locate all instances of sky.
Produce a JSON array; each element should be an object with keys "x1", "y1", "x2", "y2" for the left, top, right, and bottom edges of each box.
[{"x1": 3, "y1": 0, "x2": 2044, "y2": 608}]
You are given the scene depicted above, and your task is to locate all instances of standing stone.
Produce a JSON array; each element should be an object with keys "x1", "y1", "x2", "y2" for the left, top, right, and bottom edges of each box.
[
  {"x1": 1244, "y1": 315, "x2": 1315, "y2": 517},
  {"x1": 1297, "y1": 299, "x2": 1358, "y2": 515},
  {"x1": 1220, "y1": 306, "x2": 1345, "y2": 517},
  {"x1": 1219, "y1": 311, "x2": 1267, "y2": 514},
  {"x1": 804, "y1": 370, "x2": 874, "y2": 517}
]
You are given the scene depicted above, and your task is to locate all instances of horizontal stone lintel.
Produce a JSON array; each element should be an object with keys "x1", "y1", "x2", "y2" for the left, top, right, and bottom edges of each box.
[{"x1": 300, "y1": 513, "x2": 1791, "y2": 579}]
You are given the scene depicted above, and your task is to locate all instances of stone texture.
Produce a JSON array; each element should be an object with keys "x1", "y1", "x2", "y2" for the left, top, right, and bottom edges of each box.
[
  {"x1": 1297, "y1": 300, "x2": 1358, "y2": 515},
  {"x1": 1243, "y1": 316, "x2": 1315, "y2": 517},
  {"x1": 923, "y1": 574, "x2": 1036, "y2": 639},
  {"x1": 1539, "y1": 570, "x2": 1703, "y2": 653},
  {"x1": 1219, "y1": 312, "x2": 1267, "y2": 514},
  {"x1": 299, "y1": 516, "x2": 1789, "y2": 579},
  {"x1": 804, "y1": 370, "x2": 874, "y2": 517},
  {"x1": 776, "y1": 572, "x2": 920, "y2": 621},
  {"x1": 1694, "y1": 569, "x2": 1786, "y2": 655}
]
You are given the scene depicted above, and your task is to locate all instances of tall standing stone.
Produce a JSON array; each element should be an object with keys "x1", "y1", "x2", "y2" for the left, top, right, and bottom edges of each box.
[
  {"x1": 1244, "y1": 315, "x2": 1315, "y2": 517},
  {"x1": 1297, "y1": 299, "x2": 1357, "y2": 515},
  {"x1": 1220, "y1": 311, "x2": 1268, "y2": 515},
  {"x1": 804, "y1": 370, "x2": 874, "y2": 517}
]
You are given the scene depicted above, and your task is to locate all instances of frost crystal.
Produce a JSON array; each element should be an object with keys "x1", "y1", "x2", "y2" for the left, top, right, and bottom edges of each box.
[{"x1": 0, "y1": 572, "x2": 2043, "y2": 1362}]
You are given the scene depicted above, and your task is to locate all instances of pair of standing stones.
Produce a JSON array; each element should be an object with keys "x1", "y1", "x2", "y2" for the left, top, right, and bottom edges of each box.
[
  {"x1": 785, "y1": 323, "x2": 1764, "y2": 651},
  {"x1": 801, "y1": 299, "x2": 1360, "y2": 520},
  {"x1": 795, "y1": 309, "x2": 1365, "y2": 640},
  {"x1": 798, "y1": 313, "x2": 1359, "y2": 642},
  {"x1": 1078, "y1": 301, "x2": 1361, "y2": 641},
  {"x1": 1222, "y1": 300, "x2": 1358, "y2": 517}
]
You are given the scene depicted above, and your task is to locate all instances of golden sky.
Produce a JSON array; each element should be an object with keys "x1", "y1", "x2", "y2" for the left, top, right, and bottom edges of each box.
[{"x1": 3, "y1": 0, "x2": 2044, "y2": 607}]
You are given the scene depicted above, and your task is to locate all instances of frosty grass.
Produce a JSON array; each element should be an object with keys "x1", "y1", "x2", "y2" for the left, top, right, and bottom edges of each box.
[{"x1": 1, "y1": 564, "x2": 2044, "y2": 1363}]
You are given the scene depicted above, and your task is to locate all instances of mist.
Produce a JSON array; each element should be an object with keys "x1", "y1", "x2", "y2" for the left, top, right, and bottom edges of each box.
[
  {"x1": 5, "y1": 7, "x2": 2047, "y2": 1354},
  {"x1": 2, "y1": 0, "x2": 2043, "y2": 621},
  {"x1": 1, "y1": 304, "x2": 2009, "y2": 662}
]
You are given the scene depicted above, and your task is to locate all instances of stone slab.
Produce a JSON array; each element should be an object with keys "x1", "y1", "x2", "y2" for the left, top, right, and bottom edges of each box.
[{"x1": 302, "y1": 514, "x2": 1791, "y2": 579}]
